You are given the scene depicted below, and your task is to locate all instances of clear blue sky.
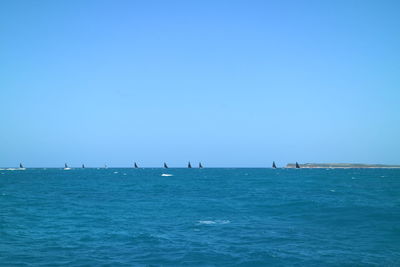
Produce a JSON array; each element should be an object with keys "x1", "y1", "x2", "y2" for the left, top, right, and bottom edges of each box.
[{"x1": 1, "y1": 0, "x2": 399, "y2": 167}]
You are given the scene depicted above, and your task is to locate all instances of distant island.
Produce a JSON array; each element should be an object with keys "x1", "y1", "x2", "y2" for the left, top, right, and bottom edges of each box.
[{"x1": 286, "y1": 163, "x2": 400, "y2": 168}]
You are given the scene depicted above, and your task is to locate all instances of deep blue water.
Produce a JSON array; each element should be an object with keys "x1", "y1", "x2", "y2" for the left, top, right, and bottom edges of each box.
[{"x1": 1, "y1": 168, "x2": 399, "y2": 266}]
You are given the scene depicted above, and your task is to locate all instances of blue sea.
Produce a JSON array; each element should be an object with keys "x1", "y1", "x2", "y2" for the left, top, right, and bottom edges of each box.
[{"x1": 1, "y1": 168, "x2": 399, "y2": 266}]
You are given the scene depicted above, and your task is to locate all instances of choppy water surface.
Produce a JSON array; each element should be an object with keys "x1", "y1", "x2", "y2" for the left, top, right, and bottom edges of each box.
[{"x1": 1, "y1": 168, "x2": 399, "y2": 266}]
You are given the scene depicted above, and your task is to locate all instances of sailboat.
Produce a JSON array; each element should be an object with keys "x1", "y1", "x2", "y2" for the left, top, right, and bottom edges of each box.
[
  {"x1": 19, "y1": 163, "x2": 26, "y2": 170},
  {"x1": 188, "y1": 162, "x2": 192, "y2": 168},
  {"x1": 272, "y1": 161, "x2": 277, "y2": 169},
  {"x1": 134, "y1": 162, "x2": 139, "y2": 168},
  {"x1": 199, "y1": 162, "x2": 203, "y2": 168},
  {"x1": 82, "y1": 164, "x2": 85, "y2": 169},
  {"x1": 64, "y1": 163, "x2": 71, "y2": 170},
  {"x1": 104, "y1": 164, "x2": 108, "y2": 169},
  {"x1": 164, "y1": 162, "x2": 169, "y2": 168},
  {"x1": 295, "y1": 162, "x2": 300, "y2": 169}
]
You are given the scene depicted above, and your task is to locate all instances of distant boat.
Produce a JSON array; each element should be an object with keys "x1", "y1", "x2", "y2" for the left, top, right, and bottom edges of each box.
[
  {"x1": 64, "y1": 163, "x2": 71, "y2": 170},
  {"x1": 295, "y1": 162, "x2": 300, "y2": 169},
  {"x1": 104, "y1": 164, "x2": 108, "y2": 169},
  {"x1": 164, "y1": 162, "x2": 169, "y2": 168},
  {"x1": 134, "y1": 162, "x2": 139, "y2": 168},
  {"x1": 19, "y1": 163, "x2": 24, "y2": 168},
  {"x1": 199, "y1": 162, "x2": 203, "y2": 168},
  {"x1": 82, "y1": 164, "x2": 85, "y2": 169},
  {"x1": 272, "y1": 161, "x2": 277, "y2": 169},
  {"x1": 188, "y1": 162, "x2": 192, "y2": 168}
]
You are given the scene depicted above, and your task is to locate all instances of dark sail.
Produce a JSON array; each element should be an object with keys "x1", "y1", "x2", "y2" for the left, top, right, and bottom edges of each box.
[
  {"x1": 134, "y1": 162, "x2": 138, "y2": 168},
  {"x1": 199, "y1": 162, "x2": 203, "y2": 168},
  {"x1": 20, "y1": 163, "x2": 23, "y2": 168},
  {"x1": 272, "y1": 161, "x2": 277, "y2": 169},
  {"x1": 295, "y1": 162, "x2": 300, "y2": 168},
  {"x1": 188, "y1": 162, "x2": 192, "y2": 168},
  {"x1": 65, "y1": 163, "x2": 68, "y2": 168},
  {"x1": 82, "y1": 164, "x2": 85, "y2": 168},
  {"x1": 164, "y1": 162, "x2": 168, "y2": 168}
]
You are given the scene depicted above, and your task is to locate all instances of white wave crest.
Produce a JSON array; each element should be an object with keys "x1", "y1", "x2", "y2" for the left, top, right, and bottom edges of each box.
[
  {"x1": 198, "y1": 220, "x2": 230, "y2": 225},
  {"x1": 161, "y1": 174, "x2": 173, "y2": 177}
]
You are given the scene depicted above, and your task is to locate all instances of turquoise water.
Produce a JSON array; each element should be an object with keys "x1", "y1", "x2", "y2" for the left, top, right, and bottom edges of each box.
[{"x1": 1, "y1": 168, "x2": 399, "y2": 266}]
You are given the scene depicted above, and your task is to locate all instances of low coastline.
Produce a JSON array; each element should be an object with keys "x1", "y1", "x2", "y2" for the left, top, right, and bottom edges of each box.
[{"x1": 286, "y1": 163, "x2": 400, "y2": 169}]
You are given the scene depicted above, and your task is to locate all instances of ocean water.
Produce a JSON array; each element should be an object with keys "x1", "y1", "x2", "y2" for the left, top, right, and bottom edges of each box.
[{"x1": 1, "y1": 168, "x2": 399, "y2": 266}]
